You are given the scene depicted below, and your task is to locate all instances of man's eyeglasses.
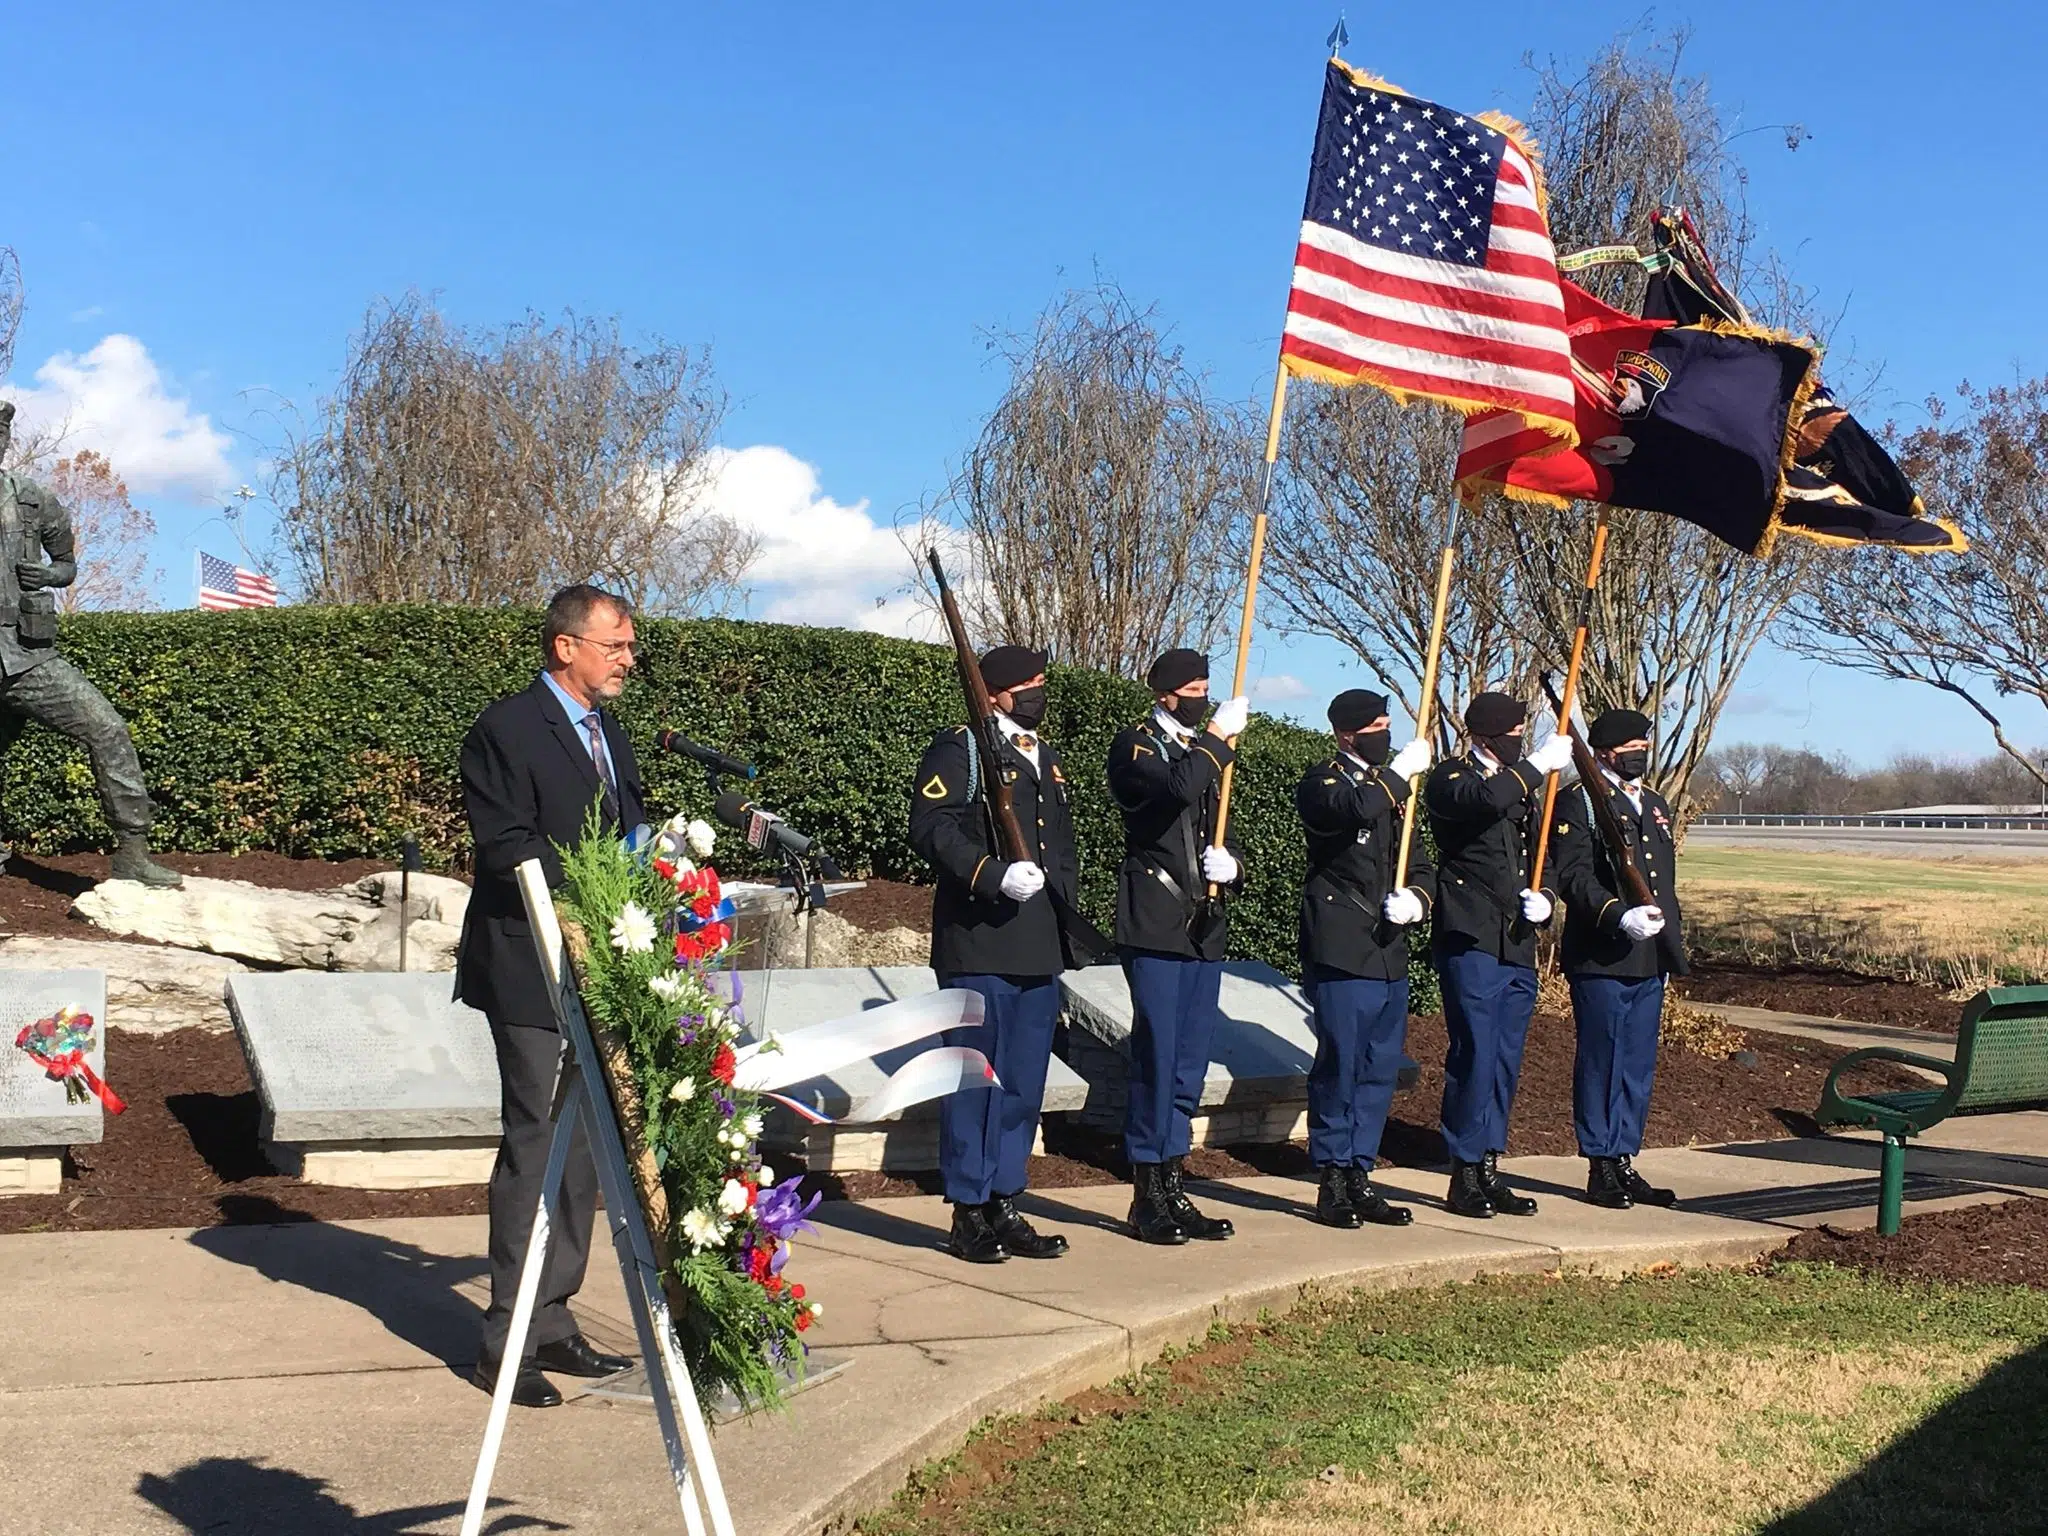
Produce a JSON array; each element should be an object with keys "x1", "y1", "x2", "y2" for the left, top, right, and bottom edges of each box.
[{"x1": 566, "y1": 633, "x2": 639, "y2": 661}]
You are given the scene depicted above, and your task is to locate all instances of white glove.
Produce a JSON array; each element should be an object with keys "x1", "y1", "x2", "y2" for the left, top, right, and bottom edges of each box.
[
  {"x1": 1619, "y1": 904, "x2": 1666, "y2": 941},
  {"x1": 1526, "y1": 733, "x2": 1575, "y2": 776},
  {"x1": 1207, "y1": 695, "x2": 1250, "y2": 740},
  {"x1": 1382, "y1": 887, "x2": 1425, "y2": 925},
  {"x1": 999, "y1": 861, "x2": 1046, "y2": 902},
  {"x1": 1519, "y1": 888, "x2": 1553, "y2": 924},
  {"x1": 1200, "y1": 845, "x2": 1240, "y2": 885},
  {"x1": 1388, "y1": 738, "x2": 1433, "y2": 782}
]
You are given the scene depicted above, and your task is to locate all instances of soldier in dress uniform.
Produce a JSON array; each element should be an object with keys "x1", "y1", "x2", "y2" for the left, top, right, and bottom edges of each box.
[
  {"x1": 1105, "y1": 647, "x2": 1249, "y2": 1245},
  {"x1": 1296, "y1": 688, "x2": 1437, "y2": 1228},
  {"x1": 908, "y1": 645, "x2": 1076, "y2": 1264},
  {"x1": 1550, "y1": 707, "x2": 1686, "y2": 1209},
  {"x1": 1424, "y1": 691, "x2": 1575, "y2": 1218}
]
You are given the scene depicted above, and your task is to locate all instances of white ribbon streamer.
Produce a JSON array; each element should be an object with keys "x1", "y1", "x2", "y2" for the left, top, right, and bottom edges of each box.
[{"x1": 732, "y1": 988, "x2": 986, "y2": 1092}]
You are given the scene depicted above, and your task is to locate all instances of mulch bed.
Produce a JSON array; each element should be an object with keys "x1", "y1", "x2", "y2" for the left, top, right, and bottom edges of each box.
[
  {"x1": 826, "y1": 877, "x2": 932, "y2": 934},
  {"x1": 1679, "y1": 959, "x2": 1960, "y2": 1033},
  {"x1": 0, "y1": 850, "x2": 400, "y2": 941},
  {"x1": 1779, "y1": 1197, "x2": 2048, "y2": 1289}
]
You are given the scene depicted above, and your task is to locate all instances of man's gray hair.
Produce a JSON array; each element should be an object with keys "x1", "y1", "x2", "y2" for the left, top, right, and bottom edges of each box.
[{"x1": 542, "y1": 584, "x2": 632, "y2": 663}]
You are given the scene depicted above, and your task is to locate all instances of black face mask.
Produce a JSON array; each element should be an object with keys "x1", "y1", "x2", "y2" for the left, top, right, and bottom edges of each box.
[
  {"x1": 1170, "y1": 694, "x2": 1210, "y2": 729},
  {"x1": 1480, "y1": 733, "x2": 1525, "y2": 766},
  {"x1": 1350, "y1": 728, "x2": 1392, "y2": 766},
  {"x1": 1611, "y1": 749, "x2": 1649, "y2": 782},
  {"x1": 1006, "y1": 686, "x2": 1047, "y2": 730}
]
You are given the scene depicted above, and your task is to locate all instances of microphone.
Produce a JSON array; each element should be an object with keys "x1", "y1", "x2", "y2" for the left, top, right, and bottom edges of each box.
[
  {"x1": 657, "y1": 730, "x2": 757, "y2": 780},
  {"x1": 713, "y1": 791, "x2": 815, "y2": 856}
]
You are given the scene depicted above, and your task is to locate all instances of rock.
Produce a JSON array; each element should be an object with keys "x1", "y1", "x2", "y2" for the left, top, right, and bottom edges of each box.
[
  {"x1": 71, "y1": 874, "x2": 463, "y2": 974},
  {"x1": 0, "y1": 935, "x2": 245, "y2": 1034},
  {"x1": 348, "y1": 870, "x2": 471, "y2": 928},
  {"x1": 744, "y1": 907, "x2": 930, "y2": 970}
]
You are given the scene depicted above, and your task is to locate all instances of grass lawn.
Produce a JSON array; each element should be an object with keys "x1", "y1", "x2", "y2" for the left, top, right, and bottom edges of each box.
[
  {"x1": 857, "y1": 1266, "x2": 2048, "y2": 1536},
  {"x1": 1677, "y1": 847, "x2": 2048, "y2": 986}
]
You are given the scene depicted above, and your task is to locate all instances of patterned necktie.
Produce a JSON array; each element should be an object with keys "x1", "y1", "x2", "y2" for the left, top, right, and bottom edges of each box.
[{"x1": 584, "y1": 711, "x2": 619, "y2": 817}]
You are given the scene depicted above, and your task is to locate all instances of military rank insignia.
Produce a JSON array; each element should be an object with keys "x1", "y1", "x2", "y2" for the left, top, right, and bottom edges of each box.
[{"x1": 920, "y1": 775, "x2": 948, "y2": 799}]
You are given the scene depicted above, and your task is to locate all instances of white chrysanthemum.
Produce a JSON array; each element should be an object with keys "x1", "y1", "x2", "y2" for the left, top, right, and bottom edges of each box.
[
  {"x1": 718, "y1": 1178, "x2": 750, "y2": 1216},
  {"x1": 681, "y1": 1207, "x2": 724, "y2": 1252},
  {"x1": 668, "y1": 1076, "x2": 696, "y2": 1104},
  {"x1": 609, "y1": 902, "x2": 657, "y2": 954},
  {"x1": 648, "y1": 973, "x2": 686, "y2": 1003},
  {"x1": 686, "y1": 818, "x2": 717, "y2": 859},
  {"x1": 807, "y1": 1302, "x2": 823, "y2": 1318},
  {"x1": 757, "y1": 1165, "x2": 775, "y2": 1189},
  {"x1": 727, "y1": 1141, "x2": 747, "y2": 1164},
  {"x1": 664, "y1": 811, "x2": 693, "y2": 838},
  {"x1": 740, "y1": 1112, "x2": 764, "y2": 1141}
]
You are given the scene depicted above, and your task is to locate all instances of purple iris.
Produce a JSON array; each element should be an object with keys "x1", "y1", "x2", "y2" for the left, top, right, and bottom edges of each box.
[
  {"x1": 715, "y1": 1093, "x2": 737, "y2": 1118},
  {"x1": 755, "y1": 1182, "x2": 822, "y2": 1250},
  {"x1": 677, "y1": 1012, "x2": 704, "y2": 1045}
]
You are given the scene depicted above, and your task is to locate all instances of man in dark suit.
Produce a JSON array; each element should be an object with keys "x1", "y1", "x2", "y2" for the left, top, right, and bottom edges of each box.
[
  {"x1": 908, "y1": 645, "x2": 1077, "y2": 1265},
  {"x1": 458, "y1": 583, "x2": 644, "y2": 1407},
  {"x1": 1550, "y1": 707, "x2": 1687, "y2": 1210}
]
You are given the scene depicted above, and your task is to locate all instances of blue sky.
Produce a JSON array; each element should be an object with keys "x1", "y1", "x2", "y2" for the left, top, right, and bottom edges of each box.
[{"x1": 3, "y1": 2, "x2": 2042, "y2": 765}]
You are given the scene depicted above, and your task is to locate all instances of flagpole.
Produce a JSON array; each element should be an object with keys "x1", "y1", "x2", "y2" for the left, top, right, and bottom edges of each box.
[
  {"x1": 1392, "y1": 498, "x2": 1460, "y2": 887},
  {"x1": 1527, "y1": 503, "x2": 1612, "y2": 891},
  {"x1": 1208, "y1": 367, "x2": 1289, "y2": 880}
]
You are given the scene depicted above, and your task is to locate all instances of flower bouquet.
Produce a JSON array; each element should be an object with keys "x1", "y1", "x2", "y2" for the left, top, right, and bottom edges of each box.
[{"x1": 14, "y1": 1005, "x2": 126, "y2": 1113}]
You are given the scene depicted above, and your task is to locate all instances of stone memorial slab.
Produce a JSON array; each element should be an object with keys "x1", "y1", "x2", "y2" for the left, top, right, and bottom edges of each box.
[
  {"x1": 1, "y1": 969, "x2": 109, "y2": 1195},
  {"x1": 226, "y1": 972, "x2": 502, "y2": 1189},
  {"x1": 730, "y1": 965, "x2": 1086, "y2": 1172}
]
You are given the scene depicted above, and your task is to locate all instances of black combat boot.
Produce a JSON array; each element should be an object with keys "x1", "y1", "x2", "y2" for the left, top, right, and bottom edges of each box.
[
  {"x1": 1618, "y1": 1156, "x2": 1677, "y2": 1208},
  {"x1": 1162, "y1": 1155, "x2": 1234, "y2": 1240},
  {"x1": 110, "y1": 833, "x2": 183, "y2": 889},
  {"x1": 1345, "y1": 1165, "x2": 1414, "y2": 1226},
  {"x1": 1584, "y1": 1155, "x2": 1633, "y2": 1209},
  {"x1": 944, "y1": 1201, "x2": 1009, "y2": 1264},
  {"x1": 1445, "y1": 1159, "x2": 1495, "y2": 1218},
  {"x1": 984, "y1": 1195, "x2": 1069, "y2": 1258},
  {"x1": 1315, "y1": 1165, "x2": 1362, "y2": 1229},
  {"x1": 1128, "y1": 1163, "x2": 1189, "y2": 1246},
  {"x1": 1480, "y1": 1151, "x2": 1539, "y2": 1216}
]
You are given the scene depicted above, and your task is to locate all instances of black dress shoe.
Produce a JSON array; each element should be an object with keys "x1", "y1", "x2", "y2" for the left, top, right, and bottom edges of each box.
[
  {"x1": 1162, "y1": 1156, "x2": 1234, "y2": 1240},
  {"x1": 1584, "y1": 1155, "x2": 1633, "y2": 1210},
  {"x1": 1445, "y1": 1159, "x2": 1495, "y2": 1219},
  {"x1": 1128, "y1": 1163, "x2": 1189, "y2": 1245},
  {"x1": 1346, "y1": 1166, "x2": 1414, "y2": 1227},
  {"x1": 471, "y1": 1360, "x2": 563, "y2": 1408},
  {"x1": 533, "y1": 1332, "x2": 633, "y2": 1378},
  {"x1": 984, "y1": 1195, "x2": 1069, "y2": 1258},
  {"x1": 1315, "y1": 1165, "x2": 1362, "y2": 1229},
  {"x1": 1619, "y1": 1156, "x2": 1677, "y2": 1208},
  {"x1": 945, "y1": 1201, "x2": 1010, "y2": 1264},
  {"x1": 1480, "y1": 1151, "x2": 1539, "y2": 1216}
]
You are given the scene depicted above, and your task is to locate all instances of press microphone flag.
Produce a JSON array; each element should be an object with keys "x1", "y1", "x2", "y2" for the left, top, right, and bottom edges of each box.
[{"x1": 657, "y1": 730, "x2": 757, "y2": 780}]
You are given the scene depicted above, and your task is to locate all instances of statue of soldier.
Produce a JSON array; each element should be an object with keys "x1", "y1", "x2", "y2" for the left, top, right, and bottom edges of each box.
[{"x1": 0, "y1": 401, "x2": 181, "y2": 888}]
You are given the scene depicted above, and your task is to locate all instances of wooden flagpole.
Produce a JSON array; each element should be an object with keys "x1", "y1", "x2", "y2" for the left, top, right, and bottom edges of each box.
[
  {"x1": 1392, "y1": 498, "x2": 1461, "y2": 886},
  {"x1": 1207, "y1": 366, "x2": 1290, "y2": 878},
  {"x1": 1527, "y1": 503, "x2": 1613, "y2": 891}
]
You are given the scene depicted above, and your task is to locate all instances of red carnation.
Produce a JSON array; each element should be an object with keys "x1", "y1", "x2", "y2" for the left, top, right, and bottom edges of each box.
[
  {"x1": 653, "y1": 856, "x2": 676, "y2": 881},
  {"x1": 789, "y1": 1283, "x2": 805, "y2": 1301},
  {"x1": 711, "y1": 1042, "x2": 737, "y2": 1085},
  {"x1": 794, "y1": 1309, "x2": 812, "y2": 1333}
]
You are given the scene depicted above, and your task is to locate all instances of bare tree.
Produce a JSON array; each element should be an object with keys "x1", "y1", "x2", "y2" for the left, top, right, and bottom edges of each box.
[
  {"x1": 0, "y1": 247, "x2": 21, "y2": 383},
  {"x1": 923, "y1": 284, "x2": 1256, "y2": 676},
  {"x1": 44, "y1": 451, "x2": 159, "y2": 611},
  {"x1": 1782, "y1": 377, "x2": 2048, "y2": 792},
  {"x1": 274, "y1": 296, "x2": 753, "y2": 613}
]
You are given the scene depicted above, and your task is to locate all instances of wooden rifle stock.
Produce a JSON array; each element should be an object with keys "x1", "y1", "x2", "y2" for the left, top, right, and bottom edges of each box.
[{"x1": 1537, "y1": 673, "x2": 1658, "y2": 910}]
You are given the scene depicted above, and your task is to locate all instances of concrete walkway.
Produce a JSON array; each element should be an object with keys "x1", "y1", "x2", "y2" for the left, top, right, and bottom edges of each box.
[
  {"x1": 6, "y1": 1116, "x2": 2048, "y2": 1536},
  {"x1": 1693, "y1": 999, "x2": 1958, "y2": 1059}
]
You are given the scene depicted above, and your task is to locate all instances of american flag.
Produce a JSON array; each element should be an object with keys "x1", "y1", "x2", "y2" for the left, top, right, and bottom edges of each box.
[
  {"x1": 1280, "y1": 63, "x2": 1576, "y2": 449},
  {"x1": 197, "y1": 552, "x2": 279, "y2": 610}
]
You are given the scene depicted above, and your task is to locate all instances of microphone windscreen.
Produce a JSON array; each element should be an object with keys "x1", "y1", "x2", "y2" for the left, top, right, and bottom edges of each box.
[{"x1": 712, "y1": 790, "x2": 751, "y2": 828}]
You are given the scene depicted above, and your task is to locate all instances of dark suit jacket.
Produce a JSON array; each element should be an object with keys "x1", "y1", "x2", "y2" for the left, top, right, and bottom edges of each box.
[
  {"x1": 454, "y1": 677, "x2": 647, "y2": 1029},
  {"x1": 1424, "y1": 751, "x2": 1556, "y2": 967}
]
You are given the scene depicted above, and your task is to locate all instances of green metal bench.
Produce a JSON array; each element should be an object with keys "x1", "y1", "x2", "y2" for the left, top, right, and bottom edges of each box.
[{"x1": 1816, "y1": 984, "x2": 2048, "y2": 1235}]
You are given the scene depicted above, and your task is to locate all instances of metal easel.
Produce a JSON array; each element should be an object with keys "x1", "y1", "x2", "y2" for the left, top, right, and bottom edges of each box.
[{"x1": 459, "y1": 857, "x2": 737, "y2": 1536}]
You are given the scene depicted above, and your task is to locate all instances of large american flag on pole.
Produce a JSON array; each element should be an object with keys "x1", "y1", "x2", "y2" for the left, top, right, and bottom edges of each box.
[
  {"x1": 1280, "y1": 61, "x2": 1576, "y2": 450},
  {"x1": 197, "y1": 552, "x2": 279, "y2": 610}
]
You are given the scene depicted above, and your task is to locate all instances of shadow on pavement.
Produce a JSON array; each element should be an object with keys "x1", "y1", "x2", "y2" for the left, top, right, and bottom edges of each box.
[
  {"x1": 136, "y1": 1457, "x2": 566, "y2": 1534},
  {"x1": 1756, "y1": 1338, "x2": 2048, "y2": 1534},
  {"x1": 189, "y1": 1195, "x2": 487, "y2": 1370}
]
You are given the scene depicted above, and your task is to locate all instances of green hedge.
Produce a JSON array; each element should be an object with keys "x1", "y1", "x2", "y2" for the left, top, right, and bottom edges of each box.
[{"x1": 11, "y1": 607, "x2": 1436, "y2": 1000}]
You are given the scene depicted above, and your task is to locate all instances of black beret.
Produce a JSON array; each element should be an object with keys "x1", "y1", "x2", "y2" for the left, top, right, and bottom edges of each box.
[
  {"x1": 979, "y1": 645, "x2": 1046, "y2": 694},
  {"x1": 1146, "y1": 647, "x2": 1209, "y2": 694},
  {"x1": 1327, "y1": 688, "x2": 1390, "y2": 732},
  {"x1": 1464, "y1": 691, "x2": 1527, "y2": 737},
  {"x1": 1588, "y1": 708, "x2": 1653, "y2": 749}
]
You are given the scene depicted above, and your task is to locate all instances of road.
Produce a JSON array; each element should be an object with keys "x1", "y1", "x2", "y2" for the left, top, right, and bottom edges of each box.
[{"x1": 1685, "y1": 823, "x2": 2048, "y2": 860}]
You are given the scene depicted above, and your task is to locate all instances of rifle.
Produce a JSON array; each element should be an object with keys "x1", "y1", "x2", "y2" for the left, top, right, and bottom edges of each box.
[
  {"x1": 926, "y1": 550, "x2": 1112, "y2": 966},
  {"x1": 1537, "y1": 672, "x2": 1659, "y2": 911}
]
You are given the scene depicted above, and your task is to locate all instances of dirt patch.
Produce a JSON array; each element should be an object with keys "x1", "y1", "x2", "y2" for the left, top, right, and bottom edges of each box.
[
  {"x1": 0, "y1": 1029, "x2": 488, "y2": 1235},
  {"x1": 0, "y1": 850, "x2": 405, "y2": 941},
  {"x1": 1679, "y1": 959, "x2": 1960, "y2": 1033},
  {"x1": 1778, "y1": 1196, "x2": 2048, "y2": 1290},
  {"x1": 828, "y1": 877, "x2": 932, "y2": 935}
]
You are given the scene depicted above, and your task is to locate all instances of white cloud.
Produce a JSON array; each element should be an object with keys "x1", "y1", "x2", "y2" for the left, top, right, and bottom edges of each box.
[
  {"x1": 7, "y1": 334, "x2": 234, "y2": 499},
  {"x1": 693, "y1": 443, "x2": 957, "y2": 642},
  {"x1": 1253, "y1": 673, "x2": 1312, "y2": 703}
]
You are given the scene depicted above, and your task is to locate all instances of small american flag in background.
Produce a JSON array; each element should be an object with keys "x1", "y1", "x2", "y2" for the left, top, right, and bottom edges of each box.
[
  {"x1": 196, "y1": 552, "x2": 279, "y2": 610},
  {"x1": 1280, "y1": 62, "x2": 1575, "y2": 447}
]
